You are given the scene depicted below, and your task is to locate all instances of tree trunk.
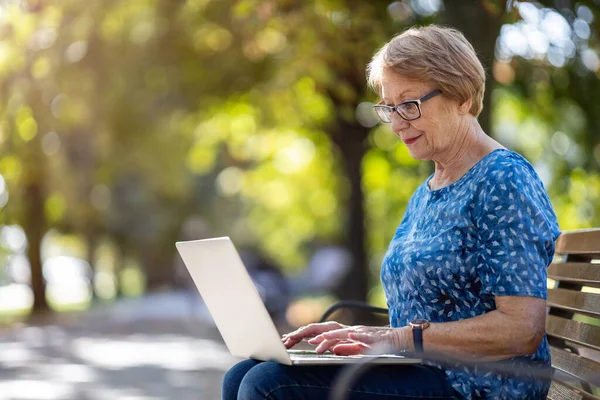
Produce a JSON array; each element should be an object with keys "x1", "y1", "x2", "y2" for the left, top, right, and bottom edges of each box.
[
  {"x1": 141, "y1": 243, "x2": 175, "y2": 291},
  {"x1": 23, "y1": 177, "x2": 49, "y2": 314},
  {"x1": 142, "y1": 204, "x2": 193, "y2": 291},
  {"x1": 442, "y1": 0, "x2": 505, "y2": 135},
  {"x1": 85, "y1": 228, "x2": 98, "y2": 300},
  {"x1": 142, "y1": 225, "x2": 180, "y2": 291},
  {"x1": 332, "y1": 121, "x2": 369, "y2": 307},
  {"x1": 113, "y1": 236, "x2": 127, "y2": 298}
]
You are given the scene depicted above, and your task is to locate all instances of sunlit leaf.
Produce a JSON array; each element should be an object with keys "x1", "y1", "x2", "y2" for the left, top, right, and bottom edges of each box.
[
  {"x1": 45, "y1": 193, "x2": 66, "y2": 223},
  {"x1": 186, "y1": 144, "x2": 217, "y2": 175}
]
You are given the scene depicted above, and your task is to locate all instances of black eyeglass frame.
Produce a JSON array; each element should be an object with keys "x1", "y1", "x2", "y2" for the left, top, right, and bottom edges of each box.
[{"x1": 373, "y1": 89, "x2": 442, "y2": 123}]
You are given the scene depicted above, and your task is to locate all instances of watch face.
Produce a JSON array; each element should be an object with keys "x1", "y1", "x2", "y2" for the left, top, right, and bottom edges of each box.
[{"x1": 410, "y1": 319, "x2": 429, "y2": 329}]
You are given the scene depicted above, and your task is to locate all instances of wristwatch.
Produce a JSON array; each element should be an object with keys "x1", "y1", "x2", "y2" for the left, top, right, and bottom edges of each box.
[{"x1": 409, "y1": 319, "x2": 430, "y2": 354}]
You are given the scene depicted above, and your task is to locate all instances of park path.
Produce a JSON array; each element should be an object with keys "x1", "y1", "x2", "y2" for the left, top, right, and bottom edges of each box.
[{"x1": 0, "y1": 291, "x2": 242, "y2": 400}]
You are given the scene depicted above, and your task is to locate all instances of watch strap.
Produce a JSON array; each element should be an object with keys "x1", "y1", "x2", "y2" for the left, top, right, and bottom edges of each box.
[{"x1": 412, "y1": 326, "x2": 424, "y2": 354}]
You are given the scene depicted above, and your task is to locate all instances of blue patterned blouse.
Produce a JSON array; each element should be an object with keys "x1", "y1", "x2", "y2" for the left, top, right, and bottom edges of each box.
[{"x1": 381, "y1": 149, "x2": 561, "y2": 399}]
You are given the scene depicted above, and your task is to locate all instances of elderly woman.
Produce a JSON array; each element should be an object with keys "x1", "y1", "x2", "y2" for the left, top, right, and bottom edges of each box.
[{"x1": 222, "y1": 25, "x2": 560, "y2": 400}]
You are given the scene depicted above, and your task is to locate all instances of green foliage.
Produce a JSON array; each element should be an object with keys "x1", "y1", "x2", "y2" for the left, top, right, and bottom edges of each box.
[{"x1": 2, "y1": 0, "x2": 600, "y2": 314}]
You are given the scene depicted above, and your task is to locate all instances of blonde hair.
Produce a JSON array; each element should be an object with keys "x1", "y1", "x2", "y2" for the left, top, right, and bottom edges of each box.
[{"x1": 367, "y1": 25, "x2": 486, "y2": 117}]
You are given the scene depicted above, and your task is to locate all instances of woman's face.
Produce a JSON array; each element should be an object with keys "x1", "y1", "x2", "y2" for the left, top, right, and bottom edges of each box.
[{"x1": 380, "y1": 69, "x2": 463, "y2": 161}]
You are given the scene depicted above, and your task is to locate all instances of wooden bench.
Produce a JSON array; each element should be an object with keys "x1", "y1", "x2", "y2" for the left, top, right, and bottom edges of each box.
[
  {"x1": 319, "y1": 229, "x2": 600, "y2": 398},
  {"x1": 546, "y1": 228, "x2": 600, "y2": 399}
]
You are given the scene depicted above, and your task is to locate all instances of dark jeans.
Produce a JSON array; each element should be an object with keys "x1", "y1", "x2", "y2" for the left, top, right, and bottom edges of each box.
[{"x1": 222, "y1": 359, "x2": 460, "y2": 400}]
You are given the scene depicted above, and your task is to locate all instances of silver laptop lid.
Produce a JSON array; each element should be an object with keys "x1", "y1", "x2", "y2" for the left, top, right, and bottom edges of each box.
[{"x1": 176, "y1": 237, "x2": 292, "y2": 365}]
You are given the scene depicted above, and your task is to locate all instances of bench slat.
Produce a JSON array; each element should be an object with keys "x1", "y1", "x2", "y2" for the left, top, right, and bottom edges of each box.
[
  {"x1": 546, "y1": 315, "x2": 600, "y2": 351},
  {"x1": 550, "y1": 347, "x2": 600, "y2": 386},
  {"x1": 556, "y1": 229, "x2": 600, "y2": 256},
  {"x1": 548, "y1": 288, "x2": 600, "y2": 318},
  {"x1": 547, "y1": 381, "x2": 600, "y2": 400},
  {"x1": 548, "y1": 263, "x2": 600, "y2": 289}
]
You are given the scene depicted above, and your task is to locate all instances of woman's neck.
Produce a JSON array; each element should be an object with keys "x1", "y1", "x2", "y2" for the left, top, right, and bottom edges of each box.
[{"x1": 429, "y1": 119, "x2": 503, "y2": 190}]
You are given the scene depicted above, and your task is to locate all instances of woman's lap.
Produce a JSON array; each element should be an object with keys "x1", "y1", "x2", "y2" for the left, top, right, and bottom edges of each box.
[{"x1": 222, "y1": 359, "x2": 459, "y2": 400}]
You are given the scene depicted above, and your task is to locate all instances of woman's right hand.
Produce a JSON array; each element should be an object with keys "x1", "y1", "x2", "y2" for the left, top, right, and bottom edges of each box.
[{"x1": 281, "y1": 321, "x2": 347, "y2": 349}]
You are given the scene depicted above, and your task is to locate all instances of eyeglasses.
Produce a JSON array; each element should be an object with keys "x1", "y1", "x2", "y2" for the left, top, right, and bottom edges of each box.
[{"x1": 373, "y1": 89, "x2": 441, "y2": 123}]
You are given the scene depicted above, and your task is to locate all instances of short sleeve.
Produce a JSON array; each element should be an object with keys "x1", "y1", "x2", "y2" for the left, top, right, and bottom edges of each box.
[{"x1": 472, "y1": 156, "x2": 561, "y2": 299}]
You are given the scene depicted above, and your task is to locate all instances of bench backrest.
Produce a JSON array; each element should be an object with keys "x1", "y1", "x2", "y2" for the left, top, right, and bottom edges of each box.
[{"x1": 546, "y1": 229, "x2": 600, "y2": 400}]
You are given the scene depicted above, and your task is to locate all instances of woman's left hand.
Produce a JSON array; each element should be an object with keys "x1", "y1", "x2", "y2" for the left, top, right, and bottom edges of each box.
[{"x1": 308, "y1": 325, "x2": 410, "y2": 355}]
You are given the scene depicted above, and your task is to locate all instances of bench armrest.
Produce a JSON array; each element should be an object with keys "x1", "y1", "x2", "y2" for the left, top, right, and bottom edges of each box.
[{"x1": 319, "y1": 300, "x2": 389, "y2": 323}]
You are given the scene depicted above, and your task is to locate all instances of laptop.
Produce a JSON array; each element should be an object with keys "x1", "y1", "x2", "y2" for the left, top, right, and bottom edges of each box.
[{"x1": 175, "y1": 237, "x2": 421, "y2": 366}]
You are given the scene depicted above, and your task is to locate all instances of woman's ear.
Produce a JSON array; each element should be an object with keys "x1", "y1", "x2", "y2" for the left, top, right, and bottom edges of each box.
[{"x1": 458, "y1": 98, "x2": 472, "y2": 115}]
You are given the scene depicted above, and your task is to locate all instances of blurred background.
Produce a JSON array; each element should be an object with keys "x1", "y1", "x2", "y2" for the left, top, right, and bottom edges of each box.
[{"x1": 1, "y1": 0, "x2": 600, "y2": 399}]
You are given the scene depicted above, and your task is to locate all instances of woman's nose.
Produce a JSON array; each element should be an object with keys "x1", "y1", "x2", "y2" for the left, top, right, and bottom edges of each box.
[{"x1": 390, "y1": 113, "x2": 410, "y2": 132}]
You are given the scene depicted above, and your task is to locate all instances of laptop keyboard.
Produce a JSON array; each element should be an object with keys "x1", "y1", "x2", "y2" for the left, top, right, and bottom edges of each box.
[
  {"x1": 288, "y1": 350, "x2": 398, "y2": 360},
  {"x1": 288, "y1": 350, "x2": 355, "y2": 359}
]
